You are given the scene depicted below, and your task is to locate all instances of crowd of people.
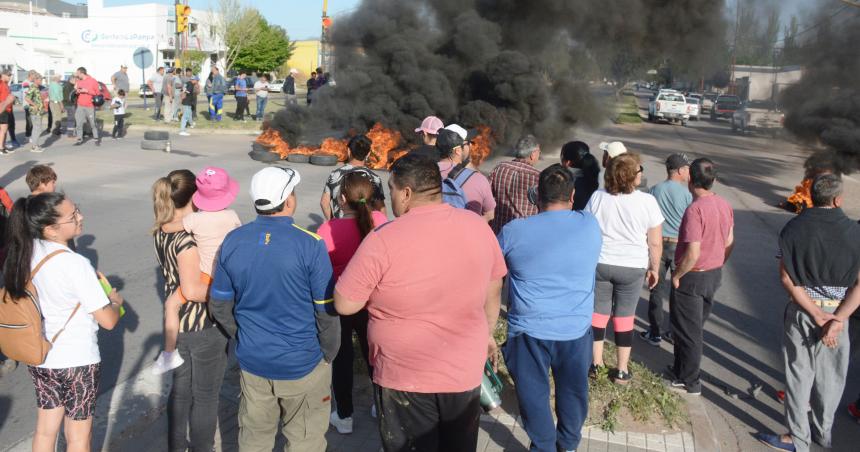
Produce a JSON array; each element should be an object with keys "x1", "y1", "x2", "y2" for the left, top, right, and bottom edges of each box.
[{"x1": 1, "y1": 108, "x2": 859, "y2": 452}]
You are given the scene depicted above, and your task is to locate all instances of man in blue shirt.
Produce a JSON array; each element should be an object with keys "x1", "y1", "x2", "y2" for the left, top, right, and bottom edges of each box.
[
  {"x1": 210, "y1": 166, "x2": 340, "y2": 452},
  {"x1": 498, "y1": 164, "x2": 602, "y2": 452},
  {"x1": 641, "y1": 153, "x2": 693, "y2": 346},
  {"x1": 233, "y1": 71, "x2": 249, "y2": 121}
]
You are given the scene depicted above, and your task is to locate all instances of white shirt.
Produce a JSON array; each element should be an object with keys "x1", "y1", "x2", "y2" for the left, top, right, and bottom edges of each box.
[
  {"x1": 111, "y1": 97, "x2": 126, "y2": 115},
  {"x1": 148, "y1": 73, "x2": 164, "y2": 93},
  {"x1": 585, "y1": 189, "x2": 665, "y2": 268},
  {"x1": 254, "y1": 81, "x2": 269, "y2": 98},
  {"x1": 30, "y1": 240, "x2": 110, "y2": 369}
]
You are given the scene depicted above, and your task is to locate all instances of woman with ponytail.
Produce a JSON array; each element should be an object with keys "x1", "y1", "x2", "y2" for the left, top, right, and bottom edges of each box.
[
  {"x1": 2, "y1": 193, "x2": 123, "y2": 452},
  {"x1": 151, "y1": 170, "x2": 227, "y2": 452},
  {"x1": 317, "y1": 171, "x2": 388, "y2": 433}
]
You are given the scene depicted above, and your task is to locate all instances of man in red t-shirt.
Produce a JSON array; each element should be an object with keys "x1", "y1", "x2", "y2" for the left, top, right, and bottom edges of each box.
[
  {"x1": 0, "y1": 70, "x2": 16, "y2": 154},
  {"x1": 72, "y1": 67, "x2": 101, "y2": 146},
  {"x1": 669, "y1": 158, "x2": 734, "y2": 395}
]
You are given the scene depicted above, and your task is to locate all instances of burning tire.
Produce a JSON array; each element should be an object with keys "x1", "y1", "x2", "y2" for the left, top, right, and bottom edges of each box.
[
  {"x1": 252, "y1": 142, "x2": 273, "y2": 153},
  {"x1": 141, "y1": 139, "x2": 169, "y2": 151},
  {"x1": 310, "y1": 153, "x2": 338, "y2": 166},
  {"x1": 144, "y1": 131, "x2": 170, "y2": 141},
  {"x1": 287, "y1": 154, "x2": 311, "y2": 164},
  {"x1": 249, "y1": 149, "x2": 281, "y2": 163}
]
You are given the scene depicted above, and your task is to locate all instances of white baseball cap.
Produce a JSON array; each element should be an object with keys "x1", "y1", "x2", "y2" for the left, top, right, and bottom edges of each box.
[
  {"x1": 444, "y1": 124, "x2": 479, "y2": 142},
  {"x1": 250, "y1": 167, "x2": 301, "y2": 211},
  {"x1": 599, "y1": 141, "x2": 627, "y2": 158},
  {"x1": 289, "y1": 68, "x2": 298, "y2": 74}
]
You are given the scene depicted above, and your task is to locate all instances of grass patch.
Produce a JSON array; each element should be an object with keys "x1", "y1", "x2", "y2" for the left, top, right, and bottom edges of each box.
[
  {"x1": 95, "y1": 108, "x2": 265, "y2": 132},
  {"x1": 613, "y1": 93, "x2": 643, "y2": 125}
]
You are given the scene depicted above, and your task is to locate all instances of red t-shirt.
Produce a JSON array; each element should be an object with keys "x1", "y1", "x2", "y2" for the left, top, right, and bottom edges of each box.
[
  {"x1": 336, "y1": 203, "x2": 507, "y2": 393},
  {"x1": 0, "y1": 80, "x2": 11, "y2": 113},
  {"x1": 0, "y1": 187, "x2": 12, "y2": 212},
  {"x1": 75, "y1": 76, "x2": 100, "y2": 107},
  {"x1": 317, "y1": 211, "x2": 389, "y2": 279},
  {"x1": 675, "y1": 194, "x2": 734, "y2": 271}
]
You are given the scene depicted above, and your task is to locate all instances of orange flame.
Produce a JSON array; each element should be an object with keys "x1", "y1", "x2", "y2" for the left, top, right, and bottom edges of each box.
[
  {"x1": 365, "y1": 123, "x2": 404, "y2": 170},
  {"x1": 470, "y1": 125, "x2": 494, "y2": 168}
]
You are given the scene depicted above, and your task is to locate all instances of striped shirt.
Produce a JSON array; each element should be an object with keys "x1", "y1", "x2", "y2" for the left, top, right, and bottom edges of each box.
[
  {"x1": 489, "y1": 159, "x2": 540, "y2": 233},
  {"x1": 154, "y1": 230, "x2": 213, "y2": 333}
]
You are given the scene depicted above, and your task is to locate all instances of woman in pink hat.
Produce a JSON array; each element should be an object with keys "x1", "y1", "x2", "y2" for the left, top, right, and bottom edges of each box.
[{"x1": 153, "y1": 166, "x2": 241, "y2": 374}]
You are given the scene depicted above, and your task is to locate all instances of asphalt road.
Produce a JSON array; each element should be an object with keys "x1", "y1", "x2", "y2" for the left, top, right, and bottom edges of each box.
[{"x1": 1, "y1": 93, "x2": 859, "y2": 451}]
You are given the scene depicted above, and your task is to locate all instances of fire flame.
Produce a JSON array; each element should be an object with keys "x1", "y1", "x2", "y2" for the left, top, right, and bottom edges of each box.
[
  {"x1": 470, "y1": 125, "x2": 494, "y2": 168},
  {"x1": 365, "y1": 123, "x2": 405, "y2": 170}
]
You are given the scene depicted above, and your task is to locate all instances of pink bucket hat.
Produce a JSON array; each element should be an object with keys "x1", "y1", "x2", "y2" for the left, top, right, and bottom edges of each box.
[
  {"x1": 414, "y1": 116, "x2": 444, "y2": 135},
  {"x1": 192, "y1": 166, "x2": 239, "y2": 212}
]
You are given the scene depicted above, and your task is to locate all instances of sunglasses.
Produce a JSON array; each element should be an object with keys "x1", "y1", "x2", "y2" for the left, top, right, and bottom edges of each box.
[{"x1": 637, "y1": 165, "x2": 644, "y2": 174}]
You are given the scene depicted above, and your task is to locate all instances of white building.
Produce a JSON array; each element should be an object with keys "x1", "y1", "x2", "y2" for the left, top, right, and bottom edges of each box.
[
  {"x1": 0, "y1": 0, "x2": 225, "y2": 89},
  {"x1": 732, "y1": 65, "x2": 803, "y2": 103}
]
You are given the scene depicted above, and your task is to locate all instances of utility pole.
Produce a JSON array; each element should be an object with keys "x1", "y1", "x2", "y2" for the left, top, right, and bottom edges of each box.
[
  {"x1": 730, "y1": 0, "x2": 740, "y2": 95},
  {"x1": 321, "y1": 0, "x2": 331, "y2": 73},
  {"x1": 174, "y1": 0, "x2": 180, "y2": 69}
]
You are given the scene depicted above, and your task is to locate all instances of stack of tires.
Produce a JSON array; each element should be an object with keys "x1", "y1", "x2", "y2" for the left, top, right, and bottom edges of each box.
[
  {"x1": 249, "y1": 142, "x2": 282, "y2": 163},
  {"x1": 141, "y1": 131, "x2": 170, "y2": 151}
]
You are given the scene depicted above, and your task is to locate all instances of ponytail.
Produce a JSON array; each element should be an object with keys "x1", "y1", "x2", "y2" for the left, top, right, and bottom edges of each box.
[
  {"x1": 341, "y1": 172, "x2": 378, "y2": 241},
  {"x1": 3, "y1": 193, "x2": 65, "y2": 298},
  {"x1": 151, "y1": 170, "x2": 196, "y2": 235}
]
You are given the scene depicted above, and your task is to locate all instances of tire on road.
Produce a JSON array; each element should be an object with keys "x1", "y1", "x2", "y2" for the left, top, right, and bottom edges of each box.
[
  {"x1": 252, "y1": 142, "x2": 273, "y2": 153},
  {"x1": 249, "y1": 149, "x2": 281, "y2": 163},
  {"x1": 310, "y1": 153, "x2": 338, "y2": 166},
  {"x1": 143, "y1": 131, "x2": 170, "y2": 141},
  {"x1": 141, "y1": 139, "x2": 169, "y2": 151},
  {"x1": 287, "y1": 153, "x2": 311, "y2": 164}
]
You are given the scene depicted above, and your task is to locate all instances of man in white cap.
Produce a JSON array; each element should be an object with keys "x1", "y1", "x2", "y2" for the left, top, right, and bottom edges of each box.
[
  {"x1": 600, "y1": 141, "x2": 648, "y2": 190},
  {"x1": 209, "y1": 166, "x2": 340, "y2": 452},
  {"x1": 283, "y1": 68, "x2": 298, "y2": 105},
  {"x1": 411, "y1": 115, "x2": 444, "y2": 160},
  {"x1": 437, "y1": 124, "x2": 496, "y2": 220}
]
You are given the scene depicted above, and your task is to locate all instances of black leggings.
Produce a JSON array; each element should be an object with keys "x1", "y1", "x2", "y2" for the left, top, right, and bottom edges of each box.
[
  {"x1": 111, "y1": 115, "x2": 124, "y2": 138},
  {"x1": 332, "y1": 309, "x2": 372, "y2": 418}
]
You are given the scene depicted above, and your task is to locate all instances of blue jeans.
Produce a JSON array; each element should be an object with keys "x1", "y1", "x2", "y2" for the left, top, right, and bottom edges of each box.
[
  {"x1": 503, "y1": 331, "x2": 592, "y2": 452},
  {"x1": 209, "y1": 93, "x2": 224, "y2": 121},
  {"x1": 255, "y1": 96, "x2": 267, "y2": 120},
  {"x1": 180, "y1": 105, "x2": 193, "y2": 131}
]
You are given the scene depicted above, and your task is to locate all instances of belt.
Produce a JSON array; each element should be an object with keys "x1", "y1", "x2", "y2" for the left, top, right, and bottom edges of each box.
[
  {"x1": 813, "y1": 299, "x2": 841, "y2": 308},
  {"x1": 663, "y1": 237, "x2": 678, "y2": 243},
  {"x1": 689, "y1": 267, "x2": 720, "y2": 273}
]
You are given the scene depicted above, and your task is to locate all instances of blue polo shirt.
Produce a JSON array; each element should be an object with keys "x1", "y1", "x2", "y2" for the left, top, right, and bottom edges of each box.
[
  {"x1": 234, "y1": 78, "x2": 248, "y2": 97},
  {"x1": 498, "y1": 210, "x2": 602, "y2": 341},
  {"x1": 211, "y1": 216, "x2": 334, "y2": 380}
]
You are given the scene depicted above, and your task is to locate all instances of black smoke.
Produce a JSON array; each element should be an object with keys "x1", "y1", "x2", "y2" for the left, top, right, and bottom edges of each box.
[
  {"x1": 285, "y1": 0, "x2": 726, "y2": 149},
  {"x1": 781, "y1": 5, "x2": 860, "y2": 174}
]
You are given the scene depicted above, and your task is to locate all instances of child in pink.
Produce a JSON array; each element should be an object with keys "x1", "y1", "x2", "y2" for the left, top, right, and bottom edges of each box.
[{"x1": 152, "y1": 166, "x2": 241, "y2": 374}]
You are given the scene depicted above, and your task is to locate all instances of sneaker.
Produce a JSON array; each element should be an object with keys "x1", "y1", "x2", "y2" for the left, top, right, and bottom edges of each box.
[
  {"x1": 29, "y1": 146, "x2": 43, "y2": 153},
  {"x1": 3, "y1": 146, "x2": 15, "y2": 154},
  {"x1": 669, "y1": 379, "x2": 701, "y2": 395},
  {"x1": 611, "y1": 369, "x2": 633, "y2": 385},
  {"x1": 329, "y1": 411, "x2": 353, "y2": 434},
  {"x1": 10, "y1": 140, "x2": 21, "y2": 148},
  {"x1": 151, "y1": 351, "x2": 185, "y2": 375},
  {"x1": 73, "y1": 139, "x2": 84, "y2": 146},
  {"x1": 371, "y1": 403, "x2": 377, "y2": 419},
  {"x1": 178, "y1": 131, "x2": 190, "y2": 136},
  {"x1": 754, "y1": 432, "x2": 796, "y2": 451},
  {"x1": 848, "y1": 402, "x2": 860, "y2": 422},
  {"x1": 638, "y1": 331, "x2": 662, "y2": 346}
]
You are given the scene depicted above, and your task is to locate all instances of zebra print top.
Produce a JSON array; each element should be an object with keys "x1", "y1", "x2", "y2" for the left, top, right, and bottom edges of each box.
[{"x1": 154, "y1": 230, "x2": 214, "y2": 333}]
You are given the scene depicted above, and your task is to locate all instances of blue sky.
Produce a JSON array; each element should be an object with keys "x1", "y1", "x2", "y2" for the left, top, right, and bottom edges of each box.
[{"x1": 105, "y1": 0, "x2": 362, "y2": 40}]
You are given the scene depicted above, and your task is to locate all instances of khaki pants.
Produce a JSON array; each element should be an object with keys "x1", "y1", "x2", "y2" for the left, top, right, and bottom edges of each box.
[{"x1": 238, "y1": 360, "x2": 331, "y2": 452}]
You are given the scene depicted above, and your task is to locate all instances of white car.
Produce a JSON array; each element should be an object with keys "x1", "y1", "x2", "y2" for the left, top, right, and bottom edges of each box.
[
  {"x1": 648, "y1": 91, "x2": 689, "y2": 125},
  {"x1": 685, "y1": 96, "x2": 701, "y2": 120},
  {"x1": 268, "y1": 79, "x2": 285, "y2": 93}
]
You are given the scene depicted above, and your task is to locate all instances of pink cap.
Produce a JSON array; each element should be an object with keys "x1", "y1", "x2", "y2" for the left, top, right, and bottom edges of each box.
[
  {"x1": 192, "y1": 166, "x2": 239, "y2": 212},
  {"x1": 414, "y1": 116, "x2": 444, "y2": 135}
]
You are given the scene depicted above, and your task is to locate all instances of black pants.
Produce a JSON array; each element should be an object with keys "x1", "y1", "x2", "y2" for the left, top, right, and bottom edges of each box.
[
  {"x1": 153, "y1": 93, "x2": 164, "y2": 120},
  {"x1": 332, "y1": 310, "x2": 372, "y2": 418},
  {"x1": 7, "y1": 110, "x2": 16, "y2": 142},
  {"x1": 111, "y1": 114, "x2": 124, "y2": 138},
  {"x1": 647, "y1": 240, "x2": 677, "y2": 336},
  {"x1": 235, "y1": 97, "x2": 248, "y2": 120},
  {"x1": 376, "y1": 386, "x2": 481, "y2": 452},
  {"x1": 168, "y1": 326, "x2": 228, "y2": 452},
  {"x1": 25, "y1": 108, "x2": 32, "y2": 138},
  {"x1": 670, "y1": 268, "x2": 721, "y2": 390}
]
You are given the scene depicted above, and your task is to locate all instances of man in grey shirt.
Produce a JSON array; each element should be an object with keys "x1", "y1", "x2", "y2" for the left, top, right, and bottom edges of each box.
[
  {"x1": 111, "y1": 64, "x2": 130, "y2": 96},
  {"x1": 640, "y1": 153, "x2": 692, "y2": 346},
  {"x1": 162, "y1": 68, "x2": 175, "y2": 122}
]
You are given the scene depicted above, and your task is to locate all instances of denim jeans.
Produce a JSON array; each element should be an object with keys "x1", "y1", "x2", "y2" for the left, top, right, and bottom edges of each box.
[
  {"x1": 180, "y1": 105, "x2": 193, "y2": 131},
  {"x1": 168, "y1": 326, "x2": 228, "y2": 452},
  {"x1": 504, "y1": 331, "x2": 592, "y2": 452},
  {"x1": 255, "y1": 96, "x2": 267, "y2": 120}
]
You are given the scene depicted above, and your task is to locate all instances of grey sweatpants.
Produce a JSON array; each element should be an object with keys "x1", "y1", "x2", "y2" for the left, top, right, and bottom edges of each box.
[
  {"x1": 783, "y1": 302, "x2": 850, "y2": 452},
  {"x1": 74, "y1": 106, "x2": 98, "y2": 140}
]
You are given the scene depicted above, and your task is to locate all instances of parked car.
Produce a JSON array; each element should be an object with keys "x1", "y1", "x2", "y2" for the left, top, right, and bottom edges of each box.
[
  {"x1": 701, "y1": 93, "x2": 718, "y2": 113},
  {"x1": 685, "y1": 96, "x2": 701, "y2": 121},
  {"x1": 648, "y1": 90, "x2": 689, "y2": 125},
  {"x1": 731, "y1": 100, "x2": 784, "y2": 135},
  {"x1": 710, "y1": 95, "x2": 740, "y2": 120},
  {"x1": 268, "y1": 79, "x2": 285, "y2": 92},
  {"x1": 139, "y1": 83, "x2": 154, "y2": 98}
]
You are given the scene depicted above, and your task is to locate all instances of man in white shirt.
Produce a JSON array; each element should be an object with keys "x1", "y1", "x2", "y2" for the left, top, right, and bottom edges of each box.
[
  {"x1": 147, "y1": 67, "x2": 165, "y2": 120},
  {"x1": 253, "y1": 75, "x2": 270, "y2": 121}
]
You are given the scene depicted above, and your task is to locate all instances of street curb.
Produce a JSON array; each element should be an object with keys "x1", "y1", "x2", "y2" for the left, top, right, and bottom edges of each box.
[
  {"x1": 138, "y1": 126, "x2": 262, "y2": 136},
  {"x1": 4, "y1": 363, "x2": 171, "y2": 452},
  {"x1": 685, "y1": 393, "x2": 722, "y2": 452}
]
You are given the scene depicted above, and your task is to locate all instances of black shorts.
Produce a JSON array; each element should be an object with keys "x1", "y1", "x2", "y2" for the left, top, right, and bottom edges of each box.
[
  {"x1": 28, "y1": 363, "x2": 101, "y2": 420},
  {"x1": 0, "y1": 111, "x2": 10, "y2": 125}
]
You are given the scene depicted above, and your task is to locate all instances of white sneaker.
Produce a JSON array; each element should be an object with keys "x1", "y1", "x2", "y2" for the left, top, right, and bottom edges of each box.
[
  {"x1": 371, "y1": 403, "x2": 377, "y2": 418},
  {"x1": 178, "y1": 131, "x2": 190, "y2": 136},
  {"x1": 151, "y1": 351, "x2": 185, "y2": 375},
  {"x1": 329, "y1": 411, "x2": 353, "y2": 434}
]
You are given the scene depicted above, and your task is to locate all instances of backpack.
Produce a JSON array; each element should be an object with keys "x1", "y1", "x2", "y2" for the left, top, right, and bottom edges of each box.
[
  {"x1": 441, "y1": 164, "x2": 476, "y2": 209},
  {"x1": 0, "y1": 250, "x2": 80, "y2": 366}
]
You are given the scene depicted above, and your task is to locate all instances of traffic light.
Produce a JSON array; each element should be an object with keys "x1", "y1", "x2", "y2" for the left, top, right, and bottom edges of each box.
[{"x1": 176, "y1": 5, "x2": 191, "y2": 33}]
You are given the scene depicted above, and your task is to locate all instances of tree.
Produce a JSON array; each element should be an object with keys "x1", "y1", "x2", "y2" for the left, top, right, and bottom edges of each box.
[
  {"x1": 231, "y1": 17, "x2": 295, "y2": 73},
  {"x1": 207, "y1": 0, "x2": 263, "y2": 74}
]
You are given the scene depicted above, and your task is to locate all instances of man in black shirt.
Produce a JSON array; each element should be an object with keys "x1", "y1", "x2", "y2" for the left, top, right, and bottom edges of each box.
[
  {"x1": 410, "y1": 115, "x2": 444, "y2": 160},
  {"x1": 178, "y1": 76, "x2": 198, "y2": 136},
  {"x1": 560, "y1": 141, "x2": 600, "y2": 210}
]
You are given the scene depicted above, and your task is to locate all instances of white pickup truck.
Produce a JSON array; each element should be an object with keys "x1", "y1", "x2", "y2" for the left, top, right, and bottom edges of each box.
[
  {"x1": 731, "y1": 101, "x2": 784, "y2": 135},
  {"x1": 648, "y1": 90, "x2": 689, "y2": 125}
]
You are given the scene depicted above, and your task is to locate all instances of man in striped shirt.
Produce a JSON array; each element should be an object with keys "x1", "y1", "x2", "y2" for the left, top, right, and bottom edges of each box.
[{"x1": 489, "y1": 135, "x2": 542, "y2": 233}]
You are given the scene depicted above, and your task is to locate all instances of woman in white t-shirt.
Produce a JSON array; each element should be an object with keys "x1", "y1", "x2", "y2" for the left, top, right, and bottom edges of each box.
[
  {"x1": 585, "y1": 152, "x2": 663, "y2": 384},
  {"x1": 2, "y1": 192, "x2": 124, "y2": 452},
  {"x1": 253, "y1": 74, "x2": 270, "y2": 121}
]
